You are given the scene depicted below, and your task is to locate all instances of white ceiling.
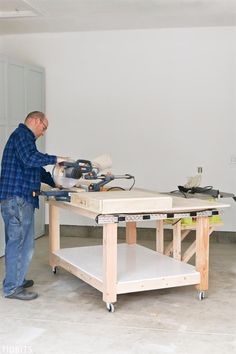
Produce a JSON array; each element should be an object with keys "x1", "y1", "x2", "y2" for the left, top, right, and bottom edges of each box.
[{"x1": 0, "y1": 0, "x2": 236, "y2": 35}]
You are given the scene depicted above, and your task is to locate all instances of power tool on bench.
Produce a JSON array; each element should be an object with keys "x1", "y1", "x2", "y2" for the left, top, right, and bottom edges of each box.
[{"x1": 34, "y1": 158, "x2": 135, "y2": 201}]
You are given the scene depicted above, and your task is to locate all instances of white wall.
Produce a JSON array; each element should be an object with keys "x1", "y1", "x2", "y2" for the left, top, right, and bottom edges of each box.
[{"x1": 1, "y1": 28, "x2": 236, "y2": 230}]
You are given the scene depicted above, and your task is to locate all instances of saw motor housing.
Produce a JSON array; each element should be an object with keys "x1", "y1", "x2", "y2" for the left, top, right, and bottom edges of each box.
[
  {"x1": 52, "y1": 159, "x2": 93, "y2": 188},
  {"x1": 61, "y1": 160, "x2": 93, "y2": 179}
]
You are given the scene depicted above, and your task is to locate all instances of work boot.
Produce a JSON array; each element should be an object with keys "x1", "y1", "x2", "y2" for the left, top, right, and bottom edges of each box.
[
  {"x1": 5, "y1": 289, "x2": 38, "y2": 301},
  {"x1": 23, "y1": 279, "x2": 34, "y2": 288}
]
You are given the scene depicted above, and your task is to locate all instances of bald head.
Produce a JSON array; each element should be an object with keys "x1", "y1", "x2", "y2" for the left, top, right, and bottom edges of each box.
[
  {"x1": 25, "y1": 111, "x2": 46, "y2": 123},
  {"x1": 24, "y1": 111, "x2": 48, "y2": 138}
]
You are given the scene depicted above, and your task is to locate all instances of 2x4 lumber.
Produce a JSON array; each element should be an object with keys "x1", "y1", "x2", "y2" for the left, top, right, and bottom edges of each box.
[
  {"x1": 165, "y1": 229, "x2": 190, "y2": 257},
  {"x1": 182, "y1": 226, "x2": 214, "y2": 263},
  {"x1": 49, "y1": 205, "x2": 60, "y2": 252},
  {"x1": 156, "y1": 220, "x2": 164, "y2": 253},
  {"x1": 103, "y1": 223, "x2": 118, "y2": 303},
  {"x1": 173, "y1": 220, "x2": 182, "y2": 260},
  {"x1": 126, "y1": 222, "x2": 137, "y2": 244},
  {"x1": 195, "y1": 216, "x2": 209, "y2": 291},
  {"x1": 49, "y1": 205, "x2": 60, "y2": 269}
]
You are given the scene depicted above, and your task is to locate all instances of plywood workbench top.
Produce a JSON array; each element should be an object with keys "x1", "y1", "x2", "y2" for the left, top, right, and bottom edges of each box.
[
  {"x1": 69, "y1": 189, "x2": 230, "y2": 215},
  {"x1": 70, "y1": 190, "x2": 172, "y2": 214}
]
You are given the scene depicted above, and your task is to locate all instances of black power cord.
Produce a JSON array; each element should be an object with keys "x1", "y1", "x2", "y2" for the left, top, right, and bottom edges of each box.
[{"x1": 106, "y1": 176, "x2": 135, "y2": 192}]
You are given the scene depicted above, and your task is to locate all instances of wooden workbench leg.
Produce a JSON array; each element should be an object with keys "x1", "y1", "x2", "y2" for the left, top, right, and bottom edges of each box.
[
  {"x1": 173, "y1": 220, "x2": 182, "y2": 261},
  {"x1": 195, "y1": 216, "x2": 209, "y2": 292},
  {"x1": 103, "y1": 223, "x2": 118, "y2": 305},
  {"x1": 156, "y1": 220, "x2": 164, "y2": 254},
  {"x1": 49, "y1": 205, "x2": 60, "y2": 269},
  {"x1": 126, "y1": 222, "x2": 137, "y2": 244}
]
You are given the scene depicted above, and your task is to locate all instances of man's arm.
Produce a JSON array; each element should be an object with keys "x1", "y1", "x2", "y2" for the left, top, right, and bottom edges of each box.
[
  {"x1": 15, "y1": 132, "x2": 57, "y2": 168},
  {"x1": 40, "y1": 167, "x2": 55, "y2": 187}
]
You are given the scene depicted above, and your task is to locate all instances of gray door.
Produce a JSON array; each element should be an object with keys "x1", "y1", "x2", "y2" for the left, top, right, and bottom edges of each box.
[{"x1": 0, "y1": 57, "x2": 46, "y2": 257}]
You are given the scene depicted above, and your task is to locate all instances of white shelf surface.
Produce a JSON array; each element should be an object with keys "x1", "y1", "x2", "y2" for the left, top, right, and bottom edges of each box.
[{"x1": 54, "y1": 244, "x2": 200, "y2": 294}]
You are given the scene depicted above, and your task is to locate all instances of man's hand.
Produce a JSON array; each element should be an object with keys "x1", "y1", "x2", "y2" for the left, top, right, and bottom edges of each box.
[{"x1": 57, "y1": 156, "x2": 70, "y2": 164}]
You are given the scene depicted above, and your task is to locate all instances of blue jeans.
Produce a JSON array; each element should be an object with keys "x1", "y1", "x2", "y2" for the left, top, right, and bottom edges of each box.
[{"x1": 1, "y1": 196, "x2": 35, "y2": 296}]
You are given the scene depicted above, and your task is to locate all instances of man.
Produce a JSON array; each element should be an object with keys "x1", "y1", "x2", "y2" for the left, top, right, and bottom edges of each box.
[{"x1": 0, "y1": 111, "x2": 66, "y2": 300}]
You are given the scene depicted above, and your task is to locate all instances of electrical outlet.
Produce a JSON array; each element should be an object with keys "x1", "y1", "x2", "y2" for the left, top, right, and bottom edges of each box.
[{"x1": 197, "y1": 166, "x2": 203, "y2": 173}]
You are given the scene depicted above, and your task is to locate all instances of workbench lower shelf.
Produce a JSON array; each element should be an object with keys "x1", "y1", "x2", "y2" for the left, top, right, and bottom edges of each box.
[
  {"x1": 48, "y1": 197, "x2": 230, "y2": 311},
  {"x1": 51, "y1": 244, "x2": 200, "y2": 296}
]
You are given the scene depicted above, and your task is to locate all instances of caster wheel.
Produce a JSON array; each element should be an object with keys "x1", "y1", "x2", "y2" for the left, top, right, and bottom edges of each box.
[
  {"x1": 198, "y1": 291, "x2": 205, "y2": 301},
  {"x1": 106, "y1": 303, "x2": 115, "y2": 313},
  {"x1": 52, "y1": 266, "x2": 58, "y2": 274}
]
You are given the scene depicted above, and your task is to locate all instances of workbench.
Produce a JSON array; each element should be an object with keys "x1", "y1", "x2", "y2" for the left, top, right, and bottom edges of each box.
[{"x1": 47, "y1": 190, "x2": 229, "y2": 312}]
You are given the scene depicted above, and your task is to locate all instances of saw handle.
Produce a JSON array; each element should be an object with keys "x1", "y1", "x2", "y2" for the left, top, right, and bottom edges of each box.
[{"x1": 59, "y1": 159, "x2": 93, "y2": 174}]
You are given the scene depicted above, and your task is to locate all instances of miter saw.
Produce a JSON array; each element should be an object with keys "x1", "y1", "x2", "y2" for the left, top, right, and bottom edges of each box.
[
  {"x1": 53, "y1": 159, "x2": 134, "y2": 191},
  {"x1": 52, "y1": 160, "x2": 94, "y2": 188},
  {"x1": 34, "y1": 159, "x2": 135, "y2": 202}
]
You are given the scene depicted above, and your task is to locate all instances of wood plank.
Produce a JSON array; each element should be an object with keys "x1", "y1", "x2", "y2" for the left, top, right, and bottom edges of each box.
[
  {"x1": 126, "y1": 222, "x2": 137, "y2": 244},
  {"x1": 70, "y1": 190, "x2": 172, "y2": 214},
  {"x1": 136, "y1": 189, "x2": 230, "y2": 211},
  {"x1": 181, "y1": 223, "x2": 223, "y2": 230},
  {"x1": 49, "y1": 205, "x2": 60, "y2": 268},
  {"x1": 195, "y1": 216, "x2": 209, "y2": 291},
  {"x1": 51, "y1": 253, "x2": 103, "y2": 292},
  {"x1": 117, "y1": 273, "x2": 200, "y2": 294},
  {"x1": 47, "y1": 199, "x2": 98, "y2": 220},
  {"x1": 165, "y1": 229, "x2": 190, "y2": 257},
  {"x1": 156, "y1": 220, "x2": 164, "y2": 253},
  {"x1": 182, "y1": 241, "x2": 196, "y2": 263},
  {"x1": 182, "y1": 226, "x2": 214, "y2": 263},
  {"x1": 103, "y1": 223, "x2": 118, "y2": 303},
  {"x1": 48, "y1": 190, "x2": 229, "y2": 216},
  {"x1": 173, "y1": 220, "x2": 182, "y2": 260}
]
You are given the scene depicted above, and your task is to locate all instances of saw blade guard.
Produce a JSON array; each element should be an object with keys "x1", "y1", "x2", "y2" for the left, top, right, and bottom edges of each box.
[
  {"x1": 52, "y1": 162, "x2": 79, "y2": 188},
  {"x1": 52, "y1": 159, "x2": 93, "y2": 188}
]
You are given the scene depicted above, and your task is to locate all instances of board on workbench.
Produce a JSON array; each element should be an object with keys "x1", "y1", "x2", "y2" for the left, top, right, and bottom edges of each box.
[{"x1": 70, "y1": 190, "x2": 172, "y2": 214}]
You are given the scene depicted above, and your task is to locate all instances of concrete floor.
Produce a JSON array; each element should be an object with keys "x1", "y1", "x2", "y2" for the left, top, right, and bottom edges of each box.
[{"x1": 0, "y1": 235, "x2": 236, "y2": 354}]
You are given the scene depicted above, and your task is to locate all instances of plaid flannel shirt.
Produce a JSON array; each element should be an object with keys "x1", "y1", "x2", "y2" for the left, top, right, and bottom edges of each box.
[{"x1": 0, "y1": 123, "x2": 57, "y2": 208}]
